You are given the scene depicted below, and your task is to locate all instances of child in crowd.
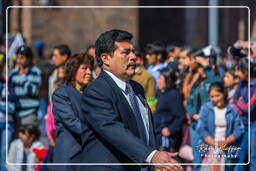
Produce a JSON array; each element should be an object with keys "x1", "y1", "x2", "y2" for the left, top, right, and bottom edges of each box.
[
  {"x1": 197, "y1": 82, "x2": 244, "y2": 170},
  {"x1": 8, "y1": 124, "x2": 44, "y2": 171}
]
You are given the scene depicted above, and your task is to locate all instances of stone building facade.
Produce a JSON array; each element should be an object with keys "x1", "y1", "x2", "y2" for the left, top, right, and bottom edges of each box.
[{"x1": 4, "y1": 0, "x2": 256, "y2": 56}]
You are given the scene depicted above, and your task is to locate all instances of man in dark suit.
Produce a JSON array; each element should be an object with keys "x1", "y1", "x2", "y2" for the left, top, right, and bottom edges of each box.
[{"x1": 80, "y1": 29, "x2": 182, "y2": 171}]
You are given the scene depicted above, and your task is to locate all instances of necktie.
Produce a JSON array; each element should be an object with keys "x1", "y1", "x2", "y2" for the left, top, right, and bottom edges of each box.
[
  {"x1": 125, "y1": 83, "x2": 147, "y2": 144},
  {"x1": 22, "y1": 151, "x2": 27, "y2": 171}
]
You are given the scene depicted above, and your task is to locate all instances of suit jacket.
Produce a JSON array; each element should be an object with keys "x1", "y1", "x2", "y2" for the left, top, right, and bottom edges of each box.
[
  {"x1": 79, "y1": 71, "x2": 156, "y2": 171},
  {"x1": 52, "y1": 84, "x2": 88, "y2": 171}
]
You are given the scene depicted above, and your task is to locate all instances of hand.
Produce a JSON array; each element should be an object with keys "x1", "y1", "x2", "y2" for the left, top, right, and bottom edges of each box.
[
  {"x1": 192, "y1": 114, "x2": 199, "y2": 121},
  {"x1": 18, "y1": 66, "x2": 28, "y2": 75},
  {"x1": 161, "y1": 127, "x2": 170, "y2": 137},
  {"x1": 151, "y1": 151, "x2": 182, "y2": 171},
  {"x1": 218, "y1": 141, "x2": 226, "y2": 147},
  {"x1": 49, "y1": 138, "x2": 56, "y2": 147}
]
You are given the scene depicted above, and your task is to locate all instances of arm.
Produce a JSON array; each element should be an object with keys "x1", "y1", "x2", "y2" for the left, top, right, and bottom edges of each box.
[
  {"x1": 81, "y1": 86, "x2": 154, "y2": 163},
  {"x1": 227, "y1": 109, "x2": 245, "y2": 141},
  {"x1": 52, "y1": 91, "x2": 81, "y2": 135},
  {"x1": 186, "y1": 89, "x2": 199, "y2": 121},
  {"x1": 234, "y1": 91, "x2": 256, "y2": 114},
  {"x1": 196, "y1": 104, "x2": 213, "y2": 142}
]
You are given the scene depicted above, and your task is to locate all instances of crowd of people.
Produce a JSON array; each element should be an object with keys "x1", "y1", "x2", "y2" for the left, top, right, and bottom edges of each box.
[{"x1": 0, "y1": 29, "x2": 255, "y2": 171}]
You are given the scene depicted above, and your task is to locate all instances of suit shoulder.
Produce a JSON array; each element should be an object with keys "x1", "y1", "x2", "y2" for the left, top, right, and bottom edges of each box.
[
  {"x1": 130, "y1": 80, "x2": 144, "y2": 95},
  {"x1": 130, "y1": 80, "x2": 143, "y2": 89},
  {"x1": 87, "y1": 76, "x2": 110, "y2": 90},
  {"x1": 52, "y1": 84, "x2": 69, "y2": 99}
]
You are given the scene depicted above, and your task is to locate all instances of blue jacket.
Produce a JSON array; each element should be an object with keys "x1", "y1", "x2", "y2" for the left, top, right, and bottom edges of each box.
[
  {"x1": 52, "y1": 84, "x2": 87, "y2": 171},
  {"x1": 197, "y1": 102, "x2": 244, "y2": 142}
]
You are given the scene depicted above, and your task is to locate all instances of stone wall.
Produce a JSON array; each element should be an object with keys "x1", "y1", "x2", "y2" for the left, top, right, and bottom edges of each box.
[{"x1": 9, "y1": 0, "x2": 138, "y2": 55}]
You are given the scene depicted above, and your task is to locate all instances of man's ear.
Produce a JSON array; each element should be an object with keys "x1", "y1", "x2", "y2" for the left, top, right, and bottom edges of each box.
[{"x1": 101, "y1": 53, "x2": 110, "y2": 66}]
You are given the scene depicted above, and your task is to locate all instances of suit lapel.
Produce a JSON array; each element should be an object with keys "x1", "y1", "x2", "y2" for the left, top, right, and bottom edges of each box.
[
  {"x1": 130, "y1": 82, "x2": 156, "y2": 148},
  {"x1": 100, "y1": 71, "x2": 140, "y2": 138}
]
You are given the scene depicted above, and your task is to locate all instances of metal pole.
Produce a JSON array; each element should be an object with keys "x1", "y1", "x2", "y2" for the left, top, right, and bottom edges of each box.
[{"x1": 208, "y1": 0, "x2": 219, "y2": 49}]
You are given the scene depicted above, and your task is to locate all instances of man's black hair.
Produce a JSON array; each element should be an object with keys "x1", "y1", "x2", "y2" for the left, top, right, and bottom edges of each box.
[
  {"x1": 54, "y1": 44, "x2": 71, "y2": 58},
  {"x1": 16, "y1": 45, "x2": 33, "y2": 59},
  {"x1": 166, "y1": 45, "x2": 176, "y2": 53},
  {"x1": 95, "y1": 29, "x2": 133, "y2": 66},
  {"x1": 159, "y1": 67, "x2": 177, "y2": 89},
  {"x1": 145, "y1": 41, "x2": 166, "y2": 63}
]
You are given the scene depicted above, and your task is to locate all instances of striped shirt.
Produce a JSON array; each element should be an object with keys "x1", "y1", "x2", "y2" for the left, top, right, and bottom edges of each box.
[{"x1": 8, "y1": 65, "x2": 42, "y2": 117}]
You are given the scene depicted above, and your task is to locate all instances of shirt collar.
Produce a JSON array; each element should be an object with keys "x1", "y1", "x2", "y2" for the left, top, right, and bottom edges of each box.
[{"x1": 104, "y1": 70, "x2": 127, "y2": 92}]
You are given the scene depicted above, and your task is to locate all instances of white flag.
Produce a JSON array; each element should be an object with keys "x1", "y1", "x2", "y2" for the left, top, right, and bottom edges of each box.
[{"x1": 8, "y1": 33, "x2": 24, "y2": 59}]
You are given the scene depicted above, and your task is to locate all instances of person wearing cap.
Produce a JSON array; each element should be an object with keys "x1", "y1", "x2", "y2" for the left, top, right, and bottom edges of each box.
[{"x1": 8, "y1": 45, "x2": 42, "y2": 128}]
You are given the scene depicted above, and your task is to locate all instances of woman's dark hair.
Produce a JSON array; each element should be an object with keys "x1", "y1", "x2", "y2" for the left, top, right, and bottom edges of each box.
[
  {"x1": 19, "y1": 124, "x2": 40, "y2": 141},
  {"x1": 63, "y1": 53, "x2": 94, "y2": 88},
  {"x1": 160, "y1": 67, "x2": 177, "y2": 89},
  {"x1": 208, "y1": 82, "x2": 228, "y2": 101},
  {"x1": 16, "y1": 45, "x2": 33, "y2": 59}
]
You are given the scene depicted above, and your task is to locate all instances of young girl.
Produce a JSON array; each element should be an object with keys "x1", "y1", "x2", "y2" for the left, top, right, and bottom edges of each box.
[
  {"x1": 197, "y1": 82, "x2": 244, "y2": 170},
  {"x1": 8, "y1": 124, "x2": 44, "y2": 171},
  {"x1": 154, "y1": 67, "x2": 185, "y2": 152}
]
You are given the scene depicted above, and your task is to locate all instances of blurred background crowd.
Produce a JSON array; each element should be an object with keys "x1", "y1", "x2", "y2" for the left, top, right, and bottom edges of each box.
[{"x1": 0, "y1": 0, "x2": 256, "y2": 171}]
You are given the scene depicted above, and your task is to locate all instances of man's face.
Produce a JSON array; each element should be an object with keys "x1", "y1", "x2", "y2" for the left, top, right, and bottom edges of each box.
[
  {"x1": 146, "y1": 53, "x2": 157, "y2": 65},
  {"x1": 52, "y1": 49, "x2": 67, "y2": 67},
  {"x1": 16, "y1": 54, "x2": 30, "y2": 68},
  {"x1": 104, "y1": 42, "x2": 136, "y2": 81}
]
